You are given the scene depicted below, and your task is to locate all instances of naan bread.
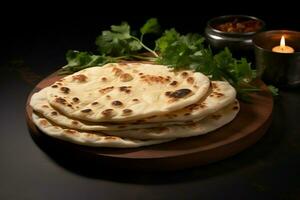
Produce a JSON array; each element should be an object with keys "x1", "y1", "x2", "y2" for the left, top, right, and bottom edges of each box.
[
  {"x1": 128, "y1": 81, "x2": 236, "y2": 123},
  {"x1": 31, "y1": 100, "x2": 239, "y2": 147},
  {"x1": 30, "y1": 81, "x2": 236, "y2": 131},
  {"x1": 101, "y1": 100, "x2": 240, "y2": 140},
  {"x1": 46, "y1": 63, "x2": 210, "y2": 122},
  {"x1": 32, "y1": 113, "x2": 173, "y2": 148}
]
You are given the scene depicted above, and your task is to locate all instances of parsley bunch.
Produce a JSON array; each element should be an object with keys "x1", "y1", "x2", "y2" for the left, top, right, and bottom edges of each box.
[{"x1": 60, "y1": 18, "x2": 278, "y2": 100}]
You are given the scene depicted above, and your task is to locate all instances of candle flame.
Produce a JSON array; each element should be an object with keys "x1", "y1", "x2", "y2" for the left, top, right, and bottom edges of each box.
[{"x1": 280, "y1": 36, "x2": 285, "y2": 47}]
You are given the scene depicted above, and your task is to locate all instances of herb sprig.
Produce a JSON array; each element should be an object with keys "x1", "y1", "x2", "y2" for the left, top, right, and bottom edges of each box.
[{"x1": 60, "y1": 18, "x2": 278, "y2": 101}]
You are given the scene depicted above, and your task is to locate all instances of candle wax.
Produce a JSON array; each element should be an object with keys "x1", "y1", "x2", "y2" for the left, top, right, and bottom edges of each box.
[{"x1": 272, "y1": 45, "x2": 294, "y2": 53}]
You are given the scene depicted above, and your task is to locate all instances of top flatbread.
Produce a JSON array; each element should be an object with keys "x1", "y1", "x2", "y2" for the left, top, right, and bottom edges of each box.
[{"x1": 46, "y1": 63, "x2": 210, "y2": 122}]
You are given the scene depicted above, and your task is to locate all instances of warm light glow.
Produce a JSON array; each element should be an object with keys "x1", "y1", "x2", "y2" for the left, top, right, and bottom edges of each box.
[
  {"x1": 272, "y1": 35, "x2": 294, "y2": 53},
  {"x1": 280, "y1": 36, "x2": 285, "y2": 47}
]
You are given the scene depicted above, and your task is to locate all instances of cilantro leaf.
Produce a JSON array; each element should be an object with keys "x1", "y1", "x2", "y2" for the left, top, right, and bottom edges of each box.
[
  {"x1": 59, "y1": 50, "x2": 115, "y2": 74},
  {"x1": 156, "y1": 29, "x2": 205, "y2": 68},
  {"x1": 155, "y1": 29, "x2": 261, "y2": 101},
  {"x1": 95, "y1": 22, "x2": 142, "y2": 56},
  {"x1": 61, "y1": 19, "x2": 279, "y2": 102},
  {"x1": 155, "y1": 28, "x2": 180, "y2": 53},
  {"x1": 140, "y1": 18, "x2": 160, "y2": 37},
  {"x1": 268, "y1": 85, "x2": 279, "y2": 96}
]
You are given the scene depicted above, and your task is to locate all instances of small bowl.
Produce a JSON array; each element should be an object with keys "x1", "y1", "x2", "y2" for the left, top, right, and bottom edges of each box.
[{"x1": 205, "y1": 15, "x2": 265, "y2": 58}]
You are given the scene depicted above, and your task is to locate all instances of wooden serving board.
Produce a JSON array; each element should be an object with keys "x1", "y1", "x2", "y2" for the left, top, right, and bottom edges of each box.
[{"x1": 26, "y1": 72, "x2": 273, "y2": 171}]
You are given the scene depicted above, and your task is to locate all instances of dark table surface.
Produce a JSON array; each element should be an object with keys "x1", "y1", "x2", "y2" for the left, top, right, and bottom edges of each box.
[{"x1": 1, "y1": 13, "x2": 300, "y2": 200}]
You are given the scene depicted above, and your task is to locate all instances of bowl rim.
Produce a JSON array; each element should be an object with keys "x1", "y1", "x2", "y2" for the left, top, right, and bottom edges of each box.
[{"x1": 207, "y1": 15, "x2": 265, "y2": 36}]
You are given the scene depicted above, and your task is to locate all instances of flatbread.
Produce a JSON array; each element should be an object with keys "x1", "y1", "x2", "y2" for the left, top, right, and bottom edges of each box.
[
  {"x1": 46, "y1": 63, "x2": 210, "y2": 122},
  {"x1": 32, "y1": 113, "x2": 173, "y2": 148},
  {"x1": 30, "y1": 81, "x2": 236, "y2": 131},
  {"x1": 101, "y1": 100, "x2": 240, "y2": 140},
  {"x1": 31, "y1": 100, "x2": 239, "y2": 147},
  {"x1": 131, "y1": 81, "x2": 236, "y2": 123}
]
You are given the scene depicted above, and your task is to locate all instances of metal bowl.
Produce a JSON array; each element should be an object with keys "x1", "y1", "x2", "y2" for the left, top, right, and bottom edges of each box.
[{"x1": 204, "y1": 15, "x2": 265, "y2": 59}]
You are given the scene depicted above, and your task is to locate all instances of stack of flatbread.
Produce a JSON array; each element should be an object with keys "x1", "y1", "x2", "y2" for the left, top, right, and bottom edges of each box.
[{"x1": 30, "y1": 63, "x2": 239, "y2": 148}]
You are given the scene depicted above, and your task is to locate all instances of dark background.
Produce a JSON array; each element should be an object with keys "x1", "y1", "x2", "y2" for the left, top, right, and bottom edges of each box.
[
  {"x1": 1, "y1": 3, "x2": 300, "y2": 200},
  {"x1": 2, "y1": 3, "x2": 300, "y2": 69}
]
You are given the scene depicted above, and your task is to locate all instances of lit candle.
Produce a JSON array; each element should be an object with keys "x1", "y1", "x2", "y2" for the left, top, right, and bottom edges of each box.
[{"x1": 272, "y1": 36, "x2": 294, "y2": 53}]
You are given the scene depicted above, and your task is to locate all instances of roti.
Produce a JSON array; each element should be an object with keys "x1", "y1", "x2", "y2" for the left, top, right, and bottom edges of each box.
[
  {"x1": 32, "y1": 113, "x2": 173, "y2": 148},
  {"x1": 30, "y1": 81, "x2": 236, "y2": 131},
  {"x1": 46, "y1": 63, "x2": 210, "y2": 122},
  {"x1": 100, "y1": 100, "x2": 240, "y2": 140},
  {"x1": 31, "y1": 100, "x2": 239, "y2": 147}
]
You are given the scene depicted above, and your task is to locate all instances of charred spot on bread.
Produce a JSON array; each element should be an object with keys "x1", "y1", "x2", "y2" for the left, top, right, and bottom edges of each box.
[
  {"x1": 165, "y1": 91, "x2": 172, "y2": 96},
  {"x1": 51, "y1": 111, "x2": 58, "y2": 116},
  {"x1": 122, "y1": 109, "x2": 133, "y2": 115},
  {"x1": 60, "y1": 87, "x2": 70, "y2": 94},
  {"x1": 112, "y1": 67, "x2": 123, "y2": 76},
  {"x1": 166, "y1": 89, "x2": 192, "y2": 99},
  {"x1": 120, "y1": 73, "x2": 133, "y2": 82},
  {"x1": 119, "y1": 86, "x2": 131, "y2": 93},
  {"x1": 140, "y1": 75, "x2": 170, "y2": 84},
  {"x1": 40, "y1": 119, "x2": 48, "y2": 126},
  {"x1": 111, "y1": 100, "x2": 123, "y2": 107},
  {"x1": 64, "y1": 129, "x2": 77, "y2": 135},
  {"x1": 99, "y1": 86, "x2": 114, "y2": 94},
  {"x1": 72, "y1": 97, "x2": 79, "y2": 103},
  {"x1": 72, "y1": 74, "x2": 87, "y2": 82},
  {"x1": 170, "y1": 81, "x2": 178, "y2": 86},
  {"x1": 187, "y1": 77, "x2": 194, "y2": 84},
  {"x1": 233, "y1": 106, "x2": 239, "y2": 110},
  {"x1": 101, "y1": 109, "x2": 114, "y2": 117},
  {"x1": 181, "y1": 72, "x2": 189, "y2": 77},
  {"x1": 55, "y1": 97, "x2": 67, "y2": 105},
  {"x1": 81, "y1": 109, "x2": 92, "y2": 113}
]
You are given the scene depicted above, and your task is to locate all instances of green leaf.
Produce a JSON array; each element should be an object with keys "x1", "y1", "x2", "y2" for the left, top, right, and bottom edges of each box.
[
  {"x1": 60, "y1": 50, "x2": 115, "y2": 74},
  {"x1": 128, "y1": 40, "x2": 142, "y2": 51},
  {"x1": 111, "y1": 22, "x2": 130, "y2": 35},
  {"x1": 155, "y1": 28, "x2": 180, "y2": 53},
  {"x1": 62, "y1": 19, "x2": 264, "y2": 102},
  {"x1": 268, "y1": 85, "x2": 279, "y2": 96},
  {"x1": 155, "y1": 29, "x2": 205, "y2": 69},
  {"x1": 140, "y1": 18, "x2": 160, "y2": 36},
  {"x1": 95, "y1": 22, "x2": 142, "y2": 56}
]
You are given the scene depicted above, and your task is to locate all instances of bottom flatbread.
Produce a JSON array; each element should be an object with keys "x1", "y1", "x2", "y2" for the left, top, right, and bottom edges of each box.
[
  {"x1": 32, "y1": 113, "x2": 173, "y2": 148},
  {"x1": 101, "y1": 100, "x2": 240, "y2": 140},
  {"x1": 32, "y1": 100, "x2": 239, "y2": 147}
]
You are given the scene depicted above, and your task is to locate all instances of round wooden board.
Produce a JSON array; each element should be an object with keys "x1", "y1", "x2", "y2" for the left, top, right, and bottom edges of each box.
[{"x1": 26, "y1": 72, "x2": 273, "y2": 171}]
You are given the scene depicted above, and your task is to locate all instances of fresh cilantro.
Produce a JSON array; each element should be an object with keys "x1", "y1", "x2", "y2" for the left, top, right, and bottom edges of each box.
[
  {"x1": 155, "y1": 30, "x2": 260, "y2": 100},
  {"x1": 60, "y1": 19, "x2": 278, "y2": 101},
  {"x1": 268, "y1": 85, "x2": 279, "y2": 96},
  {"x1": 95, "y1": 22, "x2": 142, "y2": 56},
  {"x1": 95, "y1": 20, "x2": 158, "y2": 58},
  {"x1": 140, "y1": 18, "x2": 160, "y2": 41},
  {"x1": 59, "y1": 50, "x2": 116, "y2": 74}
]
